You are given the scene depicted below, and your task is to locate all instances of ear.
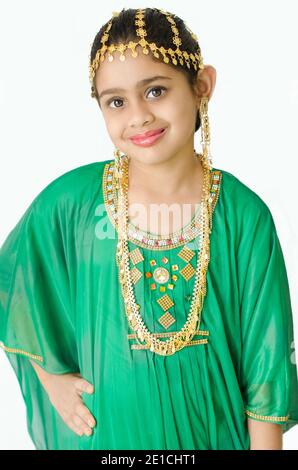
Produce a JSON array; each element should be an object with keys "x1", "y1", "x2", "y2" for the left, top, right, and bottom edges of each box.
[{"x1": 194, "y1": 65, "x2": 217, "y2": 107}]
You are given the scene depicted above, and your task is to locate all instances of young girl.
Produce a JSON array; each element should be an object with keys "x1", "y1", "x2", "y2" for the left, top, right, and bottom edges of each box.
[{"x1": 0, "y1": 7, "x2": 298, "y2": 451}]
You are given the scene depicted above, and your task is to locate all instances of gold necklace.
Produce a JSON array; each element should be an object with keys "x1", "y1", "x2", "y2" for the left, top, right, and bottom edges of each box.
[{"x1": 115, "y1": 152, "x2": 213, "y2": 356}]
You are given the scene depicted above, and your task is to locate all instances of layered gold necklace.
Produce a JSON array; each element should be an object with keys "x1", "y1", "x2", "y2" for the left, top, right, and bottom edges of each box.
[{"x1": 115, "y1": 152, "x2": 213, "y2": 356}]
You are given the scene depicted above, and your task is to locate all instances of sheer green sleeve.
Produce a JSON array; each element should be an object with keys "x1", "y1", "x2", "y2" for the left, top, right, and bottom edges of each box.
[
  {"x1": 0, "y1": 191, "x2": 79, "y2": 374},
  {"x1": 237, "y1": 200, "x2": 298, "y2": 433}
]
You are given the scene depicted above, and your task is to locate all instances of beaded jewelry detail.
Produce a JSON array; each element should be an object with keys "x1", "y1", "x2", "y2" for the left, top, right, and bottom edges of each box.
[{"x1": 102, "y1": 157, "x2": 222, "y2": 251}]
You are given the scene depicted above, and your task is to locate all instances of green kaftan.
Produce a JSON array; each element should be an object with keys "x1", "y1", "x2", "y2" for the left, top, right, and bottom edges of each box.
[{"x1": 0, "y1": 158, "x2": 298, "y2": 450}]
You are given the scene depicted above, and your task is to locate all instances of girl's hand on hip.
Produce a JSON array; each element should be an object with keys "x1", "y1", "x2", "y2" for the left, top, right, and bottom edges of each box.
[
  {"x1": 29, "y1": 361, "x2": 97, "y2": 438},
  {"x1": 45, "y1": 372, "x2": 96, "y2": 437}
]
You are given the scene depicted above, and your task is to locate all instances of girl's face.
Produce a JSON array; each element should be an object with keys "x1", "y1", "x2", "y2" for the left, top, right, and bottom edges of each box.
[{"x1": 95, "y1": 46, "x2": 202, "y2": 166}]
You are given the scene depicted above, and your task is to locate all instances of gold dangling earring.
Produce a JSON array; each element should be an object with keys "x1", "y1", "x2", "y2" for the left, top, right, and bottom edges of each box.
[
  {"x1": 114, "y1": 148, "x2": 124, "y2": 191},
  {"x1": 199, "y1": 96, "x2": 213, "y2": 171},
  {"x1": 113, "y1": 148, "x2": 129, "y2": 240},
  {"x1": 114, "y1": 148, "x2": 121, "y2": 174},
  {"x1": 113, "y1": 148, "x2": 129, "y2": 193}
]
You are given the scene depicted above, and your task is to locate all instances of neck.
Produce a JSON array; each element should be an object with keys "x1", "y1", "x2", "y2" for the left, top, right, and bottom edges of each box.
[{"x1": 127, "y1": 147, "x2": 203, "y2": 198}]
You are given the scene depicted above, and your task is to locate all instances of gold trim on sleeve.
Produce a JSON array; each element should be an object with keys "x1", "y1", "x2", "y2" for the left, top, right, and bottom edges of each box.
[
  {"x1": 0, "y1": 341, "x2": 43, "y2": 362},
  {"x1": 245, "y1": 409, "x2": 290, "y2": 423}
]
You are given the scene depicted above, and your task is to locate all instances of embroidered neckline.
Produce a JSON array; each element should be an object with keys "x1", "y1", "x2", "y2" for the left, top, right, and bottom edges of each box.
[
  {"x1": 102, "y1": 159, "x2": 222, "y2": 250},
  {"x1": 129, "y1": 200, "x2": 202, "y2": 238}
]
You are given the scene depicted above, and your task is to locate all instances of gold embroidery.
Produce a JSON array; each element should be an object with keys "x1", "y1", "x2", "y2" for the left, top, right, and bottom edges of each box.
[
  {"x1": 209, "y1": 170, "x2": 222, "y2": 214},
  {"x1": 129, "y1": 247, "x2": 144, "y2": 265},
  {"x1": 158, "y1": 312, "x2": 176, "y2": 329},
  {"x1": 188, "y1": 339, "x2": 208, "y2": 346},
  {"x1": 131, "y1": 338, "x2": 208, "y2": 350},
  {"x1": 130, "y1": 266, "x2": 143, "y2": 284},
  {"x1": 245, "y1": 409, "x2": 289, "y2": 422},
  {"x1": 180, "y1": 263, "x2": 196, "y2": 281},
  {"x1": 178, "y1": 245, "x2": 195, "y2": 262},
  {"x1": 156, "y1": 293, "x2": 174, "y2": 311},
  {"x1": 127, "y1": 329, "x2": 209, "y2": 339},
  {"x1": 0, "y1": 341, "x2": 43, "y2": 362}
]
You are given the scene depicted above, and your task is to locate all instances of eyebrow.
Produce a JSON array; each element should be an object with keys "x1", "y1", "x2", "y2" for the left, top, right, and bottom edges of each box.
[{"x1": 98, "y1": 75, "x2": 172, "y2": 101}]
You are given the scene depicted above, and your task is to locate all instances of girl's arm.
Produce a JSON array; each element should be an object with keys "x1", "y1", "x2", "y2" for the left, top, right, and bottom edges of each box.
[
  {"x1": 29, "y1": 359, "x2": 53, "y2": 389},
  {"x1": 247, "y1": 417, "x2": 283, "y2": 450}
]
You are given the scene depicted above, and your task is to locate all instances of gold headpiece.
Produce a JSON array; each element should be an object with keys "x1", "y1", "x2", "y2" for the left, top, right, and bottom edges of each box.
[{"x1": 89, "y1": 8, "x2": 204, "y2": 98}]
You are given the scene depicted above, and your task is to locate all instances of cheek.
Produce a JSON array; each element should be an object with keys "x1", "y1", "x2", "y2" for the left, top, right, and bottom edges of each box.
[
  {"x1": 168, "y1": 94, "x2": 197, "y2": 130},
  {"x1": 108, "y1": 126, "x2": 129, "y2": 153},
  {"x1": 168, "y1": 92, "x2": 195, "y2": 118},
  {"x1": 104, "y1": 117, "x2": 122, "y2": 141}
]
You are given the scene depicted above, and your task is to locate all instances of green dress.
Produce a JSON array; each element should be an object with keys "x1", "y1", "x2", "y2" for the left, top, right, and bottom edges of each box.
[{"x1": 0, "y1": 158, "x2": 298, "y2": 450}]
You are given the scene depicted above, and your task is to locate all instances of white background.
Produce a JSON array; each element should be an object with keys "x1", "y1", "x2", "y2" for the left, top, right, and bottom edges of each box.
[{"x1": 0, "y1": 0, "x2": 297, "y2": 450}]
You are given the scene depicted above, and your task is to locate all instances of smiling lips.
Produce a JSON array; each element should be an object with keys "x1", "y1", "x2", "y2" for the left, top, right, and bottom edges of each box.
[{"x1": 129, "y1": 128, "x2": 166, "y2": 147}]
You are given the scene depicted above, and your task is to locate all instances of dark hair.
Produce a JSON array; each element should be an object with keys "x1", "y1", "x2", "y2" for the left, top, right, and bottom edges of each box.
[{"x1": 90, "y1": 8, "x2": 202, "y2": 132}]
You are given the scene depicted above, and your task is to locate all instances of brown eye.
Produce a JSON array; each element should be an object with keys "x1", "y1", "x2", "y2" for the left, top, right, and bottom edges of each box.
[
  {"x1": 108, "y1": 98, "x2": 123, "y2": 108},
  {"x1": 147, "y1": 86, "x2": 167, "y2": 99}
]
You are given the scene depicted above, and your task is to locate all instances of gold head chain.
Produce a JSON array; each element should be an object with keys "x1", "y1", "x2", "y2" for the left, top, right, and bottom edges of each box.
[{"x1": 89, "y1": 8, "x2": 205, "y2": 97}]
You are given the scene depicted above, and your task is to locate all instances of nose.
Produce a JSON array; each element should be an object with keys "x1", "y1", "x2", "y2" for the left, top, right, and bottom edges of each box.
[{"x1": 128, "y1": 98, "x2": 154, "y2": 129}]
